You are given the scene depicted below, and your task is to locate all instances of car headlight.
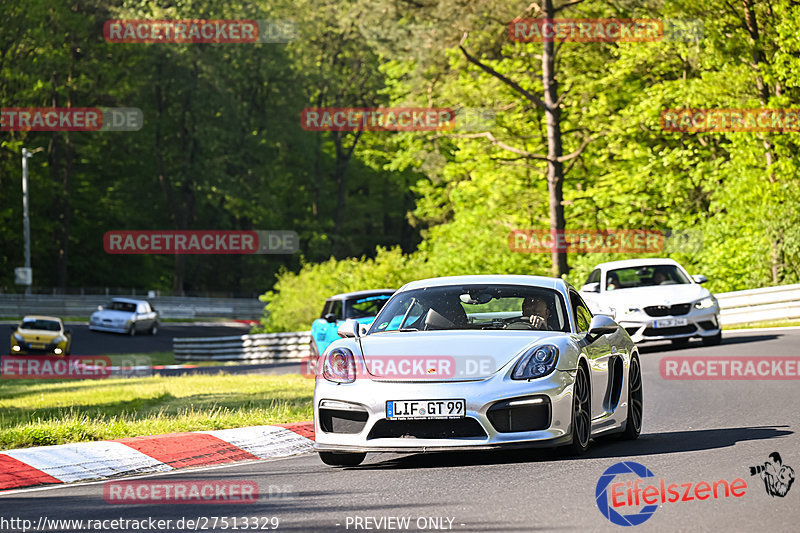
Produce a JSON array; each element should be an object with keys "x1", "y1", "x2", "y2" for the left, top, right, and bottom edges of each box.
[
  {"x1": 322, "y1": 347, "x2": 356, "y2": 383},
  {"x1": 695, "y1": 296, "x2": 716, "y2": 309},
  {"x1": 512, "y1": 345, "x2": 559, "y2": 380},
  {"x1": 13, "y1": 333, "x2": 25, "y2": 343},
  {"x1": 53, "y1": 335, "x2": 66, "y2": 344}
]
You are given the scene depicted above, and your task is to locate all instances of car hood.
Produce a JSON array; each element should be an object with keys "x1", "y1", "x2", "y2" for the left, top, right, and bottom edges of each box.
[
  {"x1": 357, "y1": 330, "x2": 559, "y2": 380},
  {"x1": 592, "y1": 284, "x2": 710, "y2": 310},
  {"x1": 17, "y1": 329, "x2": 61, "y2": 341}
]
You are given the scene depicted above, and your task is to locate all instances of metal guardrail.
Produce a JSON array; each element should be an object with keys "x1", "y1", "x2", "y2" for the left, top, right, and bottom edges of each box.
[
  {"x1": 717, "y1": 283, "x2": 800, "y2": 326},
  {"x1": 0, "y1": 294, "x2": 264, "y2": 320},
  {"x1": 170, "y1": 284, "x2": 800, "y2": 361},
  {"x1": 174, "y1": 331, "x2": 311, "y2": 362}
]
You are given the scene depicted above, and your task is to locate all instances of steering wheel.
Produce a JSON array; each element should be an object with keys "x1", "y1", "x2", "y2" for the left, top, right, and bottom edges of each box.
[{"x1": 502, "y1": 315, "x2": 547, "y2": 330}]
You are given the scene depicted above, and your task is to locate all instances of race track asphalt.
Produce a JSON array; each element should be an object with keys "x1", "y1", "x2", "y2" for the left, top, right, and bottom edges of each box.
[{"x1": 2, "y1": 328, "x2": 799, "y2": 532}]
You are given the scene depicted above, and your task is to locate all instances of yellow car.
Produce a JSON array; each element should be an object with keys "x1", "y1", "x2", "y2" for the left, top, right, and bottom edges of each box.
[{"x1": 10, "y1": 316, "x2": 72, "y2": 355}]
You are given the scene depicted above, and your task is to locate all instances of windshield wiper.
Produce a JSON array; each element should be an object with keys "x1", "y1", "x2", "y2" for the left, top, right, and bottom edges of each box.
[{"x1": 398, "y1": 327, "x2": 420, "y2": 332}]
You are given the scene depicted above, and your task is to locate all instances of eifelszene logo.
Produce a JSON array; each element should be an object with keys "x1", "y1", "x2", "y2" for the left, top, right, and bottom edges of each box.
[
  {"x1": 596, "y1": 462, "x2": 658, "y2": 526},
  {"x1": 595, "y1": 461, "x2": 748, "y2": 526},
  {"x1": 749, "y1": 452, "x2": 795, "y2": 497}
]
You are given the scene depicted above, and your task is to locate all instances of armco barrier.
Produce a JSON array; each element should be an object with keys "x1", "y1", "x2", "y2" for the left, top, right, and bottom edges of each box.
[
  {"x1": 717, "y1": 283, "x2": 800, "y2": 326},
  {"x1": 174, "y1": 331, "x2": 311, "y2": 362},
  {"x1": 0, "y1": 294, "x2": 263, "y2": 320}
]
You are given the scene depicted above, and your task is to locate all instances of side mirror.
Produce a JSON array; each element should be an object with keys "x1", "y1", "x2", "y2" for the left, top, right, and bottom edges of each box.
[
  {"x1": 97, "y1": 305, "x2": 104, "y2": 311},
  {"x1": 64, "y1": 328, "x2": 72, "y2": 335},
  {"x1": 358, "y1": 323, "x2": 369, "y2": 336},
  {"x1": 692, "y1": 274, "x2": 708, "y2": 284},
  {"x1": 337, "y1": 319, "x2": 361, "y2": 339},
  {"x1": 324, "y1": 313, "x2": 337, "y2": 323},
  {"x1": 581, "y1": 282, "x2": 600, "y2": 293},
  {"x1": 587, "y1": 315, "x2": 618, "y2": 339}
]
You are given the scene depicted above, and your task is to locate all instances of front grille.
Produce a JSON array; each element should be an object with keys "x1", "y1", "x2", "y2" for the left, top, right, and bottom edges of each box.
[
  {"x1": 644, "y1": 304, "x2": 691, "y2": 317},
  {"x1": 643, "y1": 324, "x2": 697, "y2": 336},
  {"x1": 368, "y1": 418, "x2": 487, "y2": 440},
  {"x1": 487, "y1": 396, "x2": 551, "y2": 433},
  {"x1": 319, "y1": 408, "x2": 369, "y2": 434}
]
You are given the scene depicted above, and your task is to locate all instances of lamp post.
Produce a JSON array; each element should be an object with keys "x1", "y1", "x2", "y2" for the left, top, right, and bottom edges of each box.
[{"x1": 20, "y1": 147, "x2": 42, "y2": 295}]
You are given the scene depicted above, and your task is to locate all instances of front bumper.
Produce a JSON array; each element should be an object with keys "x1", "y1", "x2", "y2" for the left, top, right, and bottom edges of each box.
[
  {"x1": 89, "y1": 323, "x2": 128, "y2": 334},
  {"x1": 313, "y1": 368, "x2": 577, "y2": 453},
  {"x1": 616, "y1": 305, "x2": 720, "y2": 343},
  {"x1": 10, "y1": 343, "x2": 63, "y2": 355}
]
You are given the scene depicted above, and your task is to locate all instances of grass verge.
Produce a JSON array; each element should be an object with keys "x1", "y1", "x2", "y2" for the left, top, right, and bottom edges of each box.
[
  {"x1": 0, "y1": 373, "x2": 313, "y2": 450},
  {"x1": 723, "y1": 319, "x2": 800, "y2": 330}
]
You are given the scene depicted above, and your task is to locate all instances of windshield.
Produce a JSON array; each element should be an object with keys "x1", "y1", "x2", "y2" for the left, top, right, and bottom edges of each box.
[
  {"x1": 344, "y1": 294, "x2": 392, "y2": 319},
  {"x1": 20, "y1": 319, "x2": 60, "y2": 331},
  {"x1": 109, "y1": 301, "x2": 137, "y2": 312},
  {"x1": 606, "y1": 265, "x2": 691, "y2": 290},
  {"x1": 368, "y1": 284, "x2": 570, "y2": 333}
]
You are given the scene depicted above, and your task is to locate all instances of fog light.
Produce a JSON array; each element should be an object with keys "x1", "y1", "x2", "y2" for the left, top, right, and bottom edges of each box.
[
  {"x1": 54, "y1": 348, "x2": 63, "y2": 355},
  {"x1": 12, "y1": 345, "x2": 21, "y2": 352}
]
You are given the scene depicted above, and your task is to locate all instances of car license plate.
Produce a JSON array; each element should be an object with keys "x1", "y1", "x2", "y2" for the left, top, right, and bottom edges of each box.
[
  {"x1": 386, "y1": 399, "x2": 466, "y2": 420},
  {"x1": 653, "y1": 318, "x2": 688, "y2": 328},
  {"x1": 30, "y1": 344, "x2": 45, "y2": 349}
]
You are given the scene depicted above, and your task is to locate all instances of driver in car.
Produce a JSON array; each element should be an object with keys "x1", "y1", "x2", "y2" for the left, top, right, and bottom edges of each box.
[{"x1": 522, "y1": 296, "x2": 550, "y2": 330}]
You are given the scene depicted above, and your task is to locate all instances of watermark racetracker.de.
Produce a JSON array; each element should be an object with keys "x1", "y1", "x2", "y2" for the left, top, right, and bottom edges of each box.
[
  {"x1": 508, "y1": 229, "x2": 703, "y2": 254},
  {"x1": 104, "y1": 19, "x2": 298, "y2": 43},
  {"x1": 103, "y1": 230, "x2": 298, "y2": 254},
  {"x1": 660, "y1": 356, "x2": 800, "y2": 380},
  {"x1": 508, "y1": 18, "x2": 703, "y2": 42},
  {"x1": 661, "y1": 108, "x2": 800, "y2": 133},
  {"x1": 301, "y1": 354, "x2": 498, "y2": 381},
  {"x1": 300, "y1": 107, "x2": 456, "y2": 131},
  {"x1": 103, "y1": 480, "x2": 271, "y2": 504},
  {"x1": 1, "y1": 108, "x2": 142, "y2": 131},
  {"x1": 0, "y1": 356, "x2": 112, "y2": 379}
]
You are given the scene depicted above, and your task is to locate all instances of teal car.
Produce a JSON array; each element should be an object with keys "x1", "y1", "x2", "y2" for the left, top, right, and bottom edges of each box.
[{"x1": 309, "y1": 290, "x2": 395, "y2": 356}]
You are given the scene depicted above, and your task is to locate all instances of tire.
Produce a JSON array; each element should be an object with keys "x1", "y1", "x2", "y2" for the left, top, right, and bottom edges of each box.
[
  {"x1": 671, "y1": 337, "x2": 690, "y2": 348},
  {"x1": 622, "y1": 356, "x2": 643, "y2": 440},
  {"x1": 563, "y1": 364, "x2": 591, "y2": 455},
  {"x1": 150, "y1": 323, "x2": 158, "y2": 336},
  {"x1": 318, "y1": 451, "x2": 366, "y2": 467},
  {"x1": 701, "y1": 332, "x2": 722, "y2": 347},
  {"x1": 128, "y1": 324, "x2": 136, "y2": 336}
]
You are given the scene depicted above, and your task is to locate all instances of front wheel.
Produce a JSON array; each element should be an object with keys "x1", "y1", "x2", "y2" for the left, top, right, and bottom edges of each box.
[
  {"x1": 128, "y1": 324, "x2": 136, "y2": 336},
  {"x1": 318, "y1": 451, "x2": 366, "y2": 467},
  {"x1": 622, "y1": 356, "x2": 643, "y2": 440},
  {"x1": 563, "y1": 365, "x2": 591, "y2": 455},
  {"x1": 150, "y1": 323, "x2": 158, "y2": 336}
]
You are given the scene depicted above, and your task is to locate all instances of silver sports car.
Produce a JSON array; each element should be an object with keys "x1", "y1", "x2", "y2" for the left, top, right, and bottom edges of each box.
[{"x1": 313, "y1": 275, "x2": 642, "y2": 466}]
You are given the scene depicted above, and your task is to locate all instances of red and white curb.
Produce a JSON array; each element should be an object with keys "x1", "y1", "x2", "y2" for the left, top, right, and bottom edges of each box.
[{"x1": 0, "y1": 422, "x2": 314, "y2": 491}]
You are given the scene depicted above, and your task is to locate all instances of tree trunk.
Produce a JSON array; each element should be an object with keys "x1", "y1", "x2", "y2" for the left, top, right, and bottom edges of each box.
[
  {"x1": 741, "y1": 0, "x2": 781, "y2": 284},
  {"x1": 542, "y1": 0, "x2": 568, "y2": 277}
]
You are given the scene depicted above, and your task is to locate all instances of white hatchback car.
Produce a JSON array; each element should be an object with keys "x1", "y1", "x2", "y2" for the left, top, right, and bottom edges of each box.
[
  {"x1": 579, "y1": 258, "x2": 721, "y2": 347},
  {"x1": 89, "y1": 298, "x2": 159, "y2": 336}
]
